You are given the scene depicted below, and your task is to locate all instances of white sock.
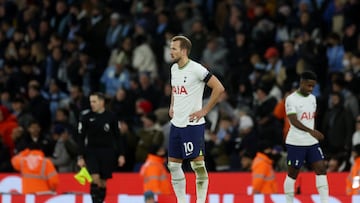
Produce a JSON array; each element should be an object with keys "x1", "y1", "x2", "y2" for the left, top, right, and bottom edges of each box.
[
  {"x1": 284, "y1": 175, "x2": 295, "y2": 203},
  {"x1": 316, "y1": 175, "x2": 329, "y2": 203},
  {"x1": 168, "y1": 162, "x2": 186, "y2": 203},
  {"x1": 191, "y1": 161, "x2": 208, "y2": 203}
]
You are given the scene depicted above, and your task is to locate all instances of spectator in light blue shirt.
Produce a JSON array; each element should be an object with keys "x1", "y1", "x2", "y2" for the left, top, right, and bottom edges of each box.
[
  {"x1": 100, "y1": 62, "x2": 131, "y2": 98},
  {"x1": 41, "y1": 79, "x2": 68, "y2": 121},
  {"x1": 326, "y1": 32, "x2": 345, "y2": 73}
]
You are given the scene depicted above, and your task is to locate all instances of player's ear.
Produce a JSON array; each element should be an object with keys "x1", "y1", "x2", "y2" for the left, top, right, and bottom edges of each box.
[{"x1": 181, "y1": 49, "x2": 186, "y2": 56}]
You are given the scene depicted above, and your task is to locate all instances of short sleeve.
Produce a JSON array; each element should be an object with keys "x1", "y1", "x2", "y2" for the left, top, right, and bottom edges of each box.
[
  {"x1": 193, "y1": 64, "x2": 209, "y2": 81},
  {"x1": 285, "y1": 96, "x2": 296, "y2": 115}
]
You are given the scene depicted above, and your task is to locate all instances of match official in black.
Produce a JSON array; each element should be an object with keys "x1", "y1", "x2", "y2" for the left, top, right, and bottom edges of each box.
[{"x1": 77, "y1": 92, "x2": 126, "y2": 203}]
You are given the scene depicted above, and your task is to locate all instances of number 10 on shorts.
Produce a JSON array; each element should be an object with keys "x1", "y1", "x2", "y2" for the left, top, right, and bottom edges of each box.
[{"x1": 184, "y1": 142, "x2": 194, "y2": 156}]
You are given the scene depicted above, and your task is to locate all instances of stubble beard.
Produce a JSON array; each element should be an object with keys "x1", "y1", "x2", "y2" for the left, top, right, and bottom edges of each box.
[{"x1": 172, "y1": 56, "x2": 180, "y2": 64}]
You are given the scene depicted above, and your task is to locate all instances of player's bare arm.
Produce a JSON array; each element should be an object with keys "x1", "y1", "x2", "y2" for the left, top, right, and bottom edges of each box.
[
  {"x1": 287, "y1": 114, "x2": 324, "y2": 140},
  {"x1": 189, "y1": 75, "x2": 225, "y2": 122},
  {"x1": 169, "y1": 93, "x2": 174, "y2": 118}
]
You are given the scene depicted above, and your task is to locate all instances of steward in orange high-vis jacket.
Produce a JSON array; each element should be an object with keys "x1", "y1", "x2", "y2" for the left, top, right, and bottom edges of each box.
[
  {"x1": 140, "y1": 146, "x2": 172, "y2": 195},
  {"x1": 251, "y1": 141, "x2": 278, "y2": 194},
  {"x1": 347, "y1": 144, "x2": 360, "y2": 195},
  {"x1": 11, "y1": 147, "x2": 59, "y2": 194}
]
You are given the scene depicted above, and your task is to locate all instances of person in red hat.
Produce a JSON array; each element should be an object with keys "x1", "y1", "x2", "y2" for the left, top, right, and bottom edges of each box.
[
  {"x1": 137, "y1": 99, "x2": 153, "y2": 115},
  {"x1": 264, "y1": 46, "x2": 286, "y2": 86}
]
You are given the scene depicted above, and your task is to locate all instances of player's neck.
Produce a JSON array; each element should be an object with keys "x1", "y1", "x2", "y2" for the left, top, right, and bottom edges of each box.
[
  {"x1": 297, "y1": 89, "x2": 309, "y2": 97},
  {"x1": 177, "y1": 57, "x2": 190, "y2": 69}
]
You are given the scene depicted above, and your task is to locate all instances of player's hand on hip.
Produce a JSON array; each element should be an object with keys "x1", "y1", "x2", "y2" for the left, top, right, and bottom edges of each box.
[
  {"x1": 118, "y1": 155, "x2": 125, "y2": 167},
  {"x1": 189, "y1": 110, "x2": 206, "y2": 122},
  {"x1": 311, "y1": 130, "x2": 324, "y2": 141},
  {"x1": 77, "y1": 158, "x2": 86, "y2": 167}
]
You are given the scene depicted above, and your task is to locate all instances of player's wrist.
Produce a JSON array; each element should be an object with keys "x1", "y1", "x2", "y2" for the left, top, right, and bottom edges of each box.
[{"x1": 201, "y1": 108, "x2": 209, "y2": 116}]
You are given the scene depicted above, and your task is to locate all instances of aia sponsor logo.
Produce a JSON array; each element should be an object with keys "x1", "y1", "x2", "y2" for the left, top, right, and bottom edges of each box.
[
  {"x1": 300, "y1": 112, "x2": 315, "y2": 120},
  {"x1": 172, "y1": 85, "x2": 188, "y2": 95}
]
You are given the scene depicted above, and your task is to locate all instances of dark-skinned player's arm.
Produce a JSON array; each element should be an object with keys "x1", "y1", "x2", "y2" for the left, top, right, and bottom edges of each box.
[{"x1": 287, "y1": 114, "x2": 324, "y2": 140}]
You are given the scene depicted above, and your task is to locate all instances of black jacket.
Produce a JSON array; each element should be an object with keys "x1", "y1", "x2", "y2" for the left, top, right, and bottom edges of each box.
[{"x1": 77, "y1": 109, "x2": 125, "y2": 156}]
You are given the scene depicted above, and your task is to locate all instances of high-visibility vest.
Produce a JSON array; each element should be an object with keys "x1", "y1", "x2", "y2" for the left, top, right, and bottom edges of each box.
[
  {"x1": 347, "y1": 157, "x2": 360, "y2": 195},
  {"x1": 140, "y1": 154, "x2": 172, "y2": 195},
  {"x1": 273, "y1": 98, "x2": 290, "y2": 141},
  {"x1": 11, "y1": 149, "x2": 59, "y2": 194},
  {"x1": 251, "y1": 152, "x2": 278, "y2": 194}
]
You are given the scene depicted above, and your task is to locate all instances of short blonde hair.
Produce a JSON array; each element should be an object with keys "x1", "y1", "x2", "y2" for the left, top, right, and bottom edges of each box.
[{"x1": 171, "y1": 35, "x2": 192, "y2": 55}]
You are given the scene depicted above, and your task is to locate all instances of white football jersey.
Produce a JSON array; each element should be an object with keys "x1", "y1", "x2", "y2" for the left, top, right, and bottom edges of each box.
[
  {"x1": 170, "y1": 60, "x2": 209, "y2": 127},
  {"x1": 285, "y1": 91, "x2": 318, "y2": 145}
]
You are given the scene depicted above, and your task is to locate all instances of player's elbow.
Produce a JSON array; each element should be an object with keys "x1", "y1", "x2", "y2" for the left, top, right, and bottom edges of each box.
[
  {"x1": 219, "y1": 85, "x2": 225, "y2": 94},
  {"x1": 216, "y1": 84, "x2": 225, "y2": 95}
]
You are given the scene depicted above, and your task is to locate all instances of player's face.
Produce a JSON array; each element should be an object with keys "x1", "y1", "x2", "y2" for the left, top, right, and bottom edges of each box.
[
  {"x1": 170, "y1": 40, "x2": 184, "y2": 63},
  {"x1": 299, "y1": 79, "x2": 316, "y2": 96},
  {"x1": 90, "y1": 95, "x2": 104, "y2": 113}
]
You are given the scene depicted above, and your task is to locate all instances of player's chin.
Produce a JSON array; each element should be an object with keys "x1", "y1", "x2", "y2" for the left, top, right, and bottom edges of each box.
[{"x1": 172, "y1": 57, "x2": 179, "y2": 63}]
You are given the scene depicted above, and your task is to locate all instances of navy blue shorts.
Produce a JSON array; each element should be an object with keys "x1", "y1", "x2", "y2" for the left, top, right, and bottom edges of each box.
[
  {"x1": 168, "y1": 123, "x2": 205, "y2": 159},
  {"x1": 85, "y1": 147, "x2": 117, "y2": 179},
  {"x1": 286, "y1": 143, "x2": 324, "y2": 169}
]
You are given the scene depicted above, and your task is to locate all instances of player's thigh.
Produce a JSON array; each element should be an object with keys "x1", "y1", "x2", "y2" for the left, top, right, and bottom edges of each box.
[
  {"x1": 306, "y1": 144, "x2": 326, "y2": 174},
  {"x1": 168, "y1": 124, "x2": 183, "y2": 159},
  {"x1": 286, "y1": 144, "x2": 307, "y2": 169},
  {"x1": 182, "y1": 124, "x2": 205, "y2": 160}
]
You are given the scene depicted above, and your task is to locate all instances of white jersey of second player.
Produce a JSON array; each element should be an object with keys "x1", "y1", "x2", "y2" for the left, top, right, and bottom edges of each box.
[
  {"x1": 170, "y1": 60, "x2": 208, "y2": 128},
  {"x1": 285, "y1": 91, "x2": 318, "y2": 146}
]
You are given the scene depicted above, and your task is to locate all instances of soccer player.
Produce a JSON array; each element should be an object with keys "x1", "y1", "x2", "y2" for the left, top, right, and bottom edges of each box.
[
  {"x1": 77, "y1": 92, "x2": 126, "y2": 203},
  {"x1": 167, "y1": 35, "x2": 225, "y2": 203},
  {"x1": 284, "y1": 71, "x2": 329, "y2": 203}
]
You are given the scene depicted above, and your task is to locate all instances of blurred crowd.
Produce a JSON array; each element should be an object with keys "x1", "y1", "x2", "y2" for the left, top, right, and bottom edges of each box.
[{"x1": 0, "y1": 0, "x2": 360, "y2": 174}]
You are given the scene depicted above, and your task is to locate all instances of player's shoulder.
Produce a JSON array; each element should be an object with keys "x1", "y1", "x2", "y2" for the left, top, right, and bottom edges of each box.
[
  {"x1": 170, "y1": 63, "x2": 177, "y2": 70},
  {"x1": 301, "y1": 93, "x2": 316, "y2": 103},
  {"x1": 189, "y1": 60, "x2": 209, "y2": 78},
  {"x1": 189, "y1": 59, "x2": 200, "y2": 66},
  {"x1": 286, "y1": 91, "x2": 298, "y2": 101},
  {"x1": 308, "y1": 94, "x2": 316, "y2": 100},
  {"x1": 189, "y1": 60, "x2": 205, "y2": 69}
]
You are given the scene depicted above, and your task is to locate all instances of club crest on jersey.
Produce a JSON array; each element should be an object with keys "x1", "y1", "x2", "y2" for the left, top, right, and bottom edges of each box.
[
  {"x1": 172, "y1": 85, "x2": 188, "y2": 95},
  {"x1": 300, "y1": 112, "x2": 315, "y2": 120},
  {"x1": 104, "y1": 123, "x2": 110, "y2": 132}
]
